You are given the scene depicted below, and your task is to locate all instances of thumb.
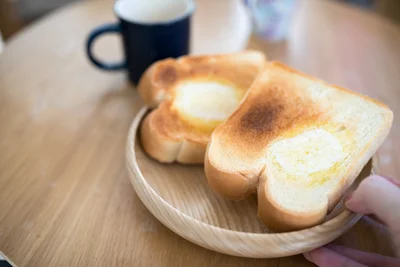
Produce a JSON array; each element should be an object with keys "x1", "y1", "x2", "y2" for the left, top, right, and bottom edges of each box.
[
  {"x1": 345, "y1": 175, "x2": 400, "y2": 255},
  {"x1": 345, "y1": 175, "x2": 400, "y2": 227}
]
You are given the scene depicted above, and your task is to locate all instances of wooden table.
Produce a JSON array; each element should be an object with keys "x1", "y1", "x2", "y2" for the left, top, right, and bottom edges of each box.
[{"x1": 1, "y1": 0, "x2": 399, "y2": 266}]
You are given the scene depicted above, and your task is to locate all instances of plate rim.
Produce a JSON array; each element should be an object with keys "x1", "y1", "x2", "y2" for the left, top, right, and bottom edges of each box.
[{"x1": 126, "y1": 106, "x2": 376, "y2": 258}]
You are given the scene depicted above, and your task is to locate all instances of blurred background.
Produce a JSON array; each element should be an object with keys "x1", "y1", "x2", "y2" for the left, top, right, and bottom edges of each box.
[
  {"x1": 0, "y1": 0, "x2": 399, "y2": 46},
  {"x1": 0, "y1": 0, "x2": 398, "y2": 266}
]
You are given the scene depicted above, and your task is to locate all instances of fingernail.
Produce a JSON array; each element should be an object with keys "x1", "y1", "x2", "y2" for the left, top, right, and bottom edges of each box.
[{"x1": 303, "y1": 252, "x2": 312, "y2": 262}]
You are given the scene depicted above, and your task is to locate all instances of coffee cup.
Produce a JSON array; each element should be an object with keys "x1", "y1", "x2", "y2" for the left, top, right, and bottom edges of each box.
[{"x1": 86, "y1": 0, "x2": 195, "y2": 84}]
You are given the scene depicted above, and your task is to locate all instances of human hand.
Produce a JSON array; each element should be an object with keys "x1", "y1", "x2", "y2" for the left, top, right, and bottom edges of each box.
[{"x1": 304, "y1": 175, "x2": 400, "y2": 267}]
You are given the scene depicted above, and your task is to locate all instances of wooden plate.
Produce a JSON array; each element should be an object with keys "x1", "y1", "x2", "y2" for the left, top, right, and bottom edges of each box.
[{"x1": 126, "y1": 107, "x2": 377, "y2": 258}]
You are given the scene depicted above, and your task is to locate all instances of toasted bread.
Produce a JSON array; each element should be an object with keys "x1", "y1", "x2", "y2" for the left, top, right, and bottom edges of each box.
[
  {"x1": 137, "y1": 51, "x2": 266, "y2": 164},
  {"x1": 205, "y1": 61, "x2": 393, "y2": 231}
]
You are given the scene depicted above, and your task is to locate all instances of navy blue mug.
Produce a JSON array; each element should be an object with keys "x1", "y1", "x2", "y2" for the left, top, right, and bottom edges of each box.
[{"x1": 86, "y1": 0, "x2": 195, "y2": 84}]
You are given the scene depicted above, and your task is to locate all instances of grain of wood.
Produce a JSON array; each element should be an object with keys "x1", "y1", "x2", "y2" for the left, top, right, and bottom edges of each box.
[{"x1": 0, "y1": 0, "x2": 399, "y2": 266}]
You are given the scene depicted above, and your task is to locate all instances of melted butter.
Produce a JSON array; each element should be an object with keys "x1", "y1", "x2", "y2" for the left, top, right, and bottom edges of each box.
[
  {"x1": 172, "y1": 80, "x2": 245, "y2": 133},
  {"x1": 269, "y1": 128, "x2": 352, "y2": 186},
  {"x1": 271, "y1": 129, "x2": 345, "y2": 176}
]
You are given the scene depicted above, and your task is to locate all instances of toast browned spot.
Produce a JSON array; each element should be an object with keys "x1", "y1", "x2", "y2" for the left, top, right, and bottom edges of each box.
[
  {"x1": 137, "y1": 51, "x2": 266, "y2": 163},
  {"x1": 205, "y1": 61, "x2": 393, "y2": 231}
]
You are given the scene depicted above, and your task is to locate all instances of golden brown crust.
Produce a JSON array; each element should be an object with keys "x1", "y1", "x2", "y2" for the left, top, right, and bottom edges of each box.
[
  {"x1": 176, "y1": 140, "x2": 206, "y2": 164},
  {"x1": 206, "y1": 61, "x2": 393, "y2": 231},
  {"x1": 140, "y1": 110, "x2": 182, "y2": 163},
  {"x1": 272, "y1": 61, "x2": 391, "y2": 110},
  {"x1": 137, "y1": 52, "x2": 266, "y2": 107},
  {"x1": 138, "y1": 51, "x2": 266, "y2": 164},
  {"x1": 204, "y1": 144, "x2": 257, "y2": 200},
  {"x1": 212, "y1": 61, "x2": 322, "y2": 161},
  {"x1": 139, "y1": 105, "x2": 209, "y2": 164},
  {"x1": 137, "y1": 59, "x2": 185, "y2": 107},
  {"x1": 257, "y1": 178, "x2": 326, "y2": 232}
]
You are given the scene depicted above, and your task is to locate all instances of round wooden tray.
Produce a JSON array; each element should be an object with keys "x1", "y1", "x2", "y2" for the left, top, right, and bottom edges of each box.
[{"x1": 126, "y1": 107, "x2": 377, "y2": 258}]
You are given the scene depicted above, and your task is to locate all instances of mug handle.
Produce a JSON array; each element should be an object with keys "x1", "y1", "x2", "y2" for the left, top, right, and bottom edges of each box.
[{"x1": 86, "y1": 23, "x2": 126, "y2": 70}]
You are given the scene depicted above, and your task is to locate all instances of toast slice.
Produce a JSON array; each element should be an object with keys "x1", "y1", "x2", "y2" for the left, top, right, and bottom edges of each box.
[
  {"x1": 137, "y1": 51, "x2": 266, "y2": 164},
  {"x1": 205, "y1": 61, "x2": 393, "y2": 231}
]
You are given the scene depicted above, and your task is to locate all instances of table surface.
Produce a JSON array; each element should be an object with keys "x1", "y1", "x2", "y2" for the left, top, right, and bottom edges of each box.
[{"x1": 1, "y1": 0, "x2": 400, "y2": 266}]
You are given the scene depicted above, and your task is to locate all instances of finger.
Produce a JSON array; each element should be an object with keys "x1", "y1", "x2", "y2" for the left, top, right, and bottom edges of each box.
[
  {"x1": 381, "y1": 175, "x2": 400, "y2": 187},
  {"x1": 345, "y1": 175, "x2": 400, "y2": 230},
  {"x1": 304, "y1": 247, "x2": 367, "y2": 267},
  {"x1": 345, "y1": 175, "x2": 400, "y2": 257},
  {"x1": 327, "y1": 244, "x2": 400, "y2": 267}
]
